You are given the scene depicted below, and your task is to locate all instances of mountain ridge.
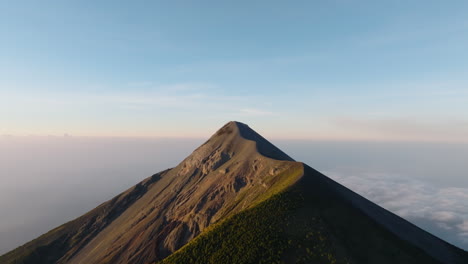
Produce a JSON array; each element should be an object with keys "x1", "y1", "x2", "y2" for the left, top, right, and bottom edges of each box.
[
  {"x1": 158, "y1": 162, "x2": 468, "y2": 264},
  {"x1": 1, "y1": 121, "x2": 467, "y2": 264}
]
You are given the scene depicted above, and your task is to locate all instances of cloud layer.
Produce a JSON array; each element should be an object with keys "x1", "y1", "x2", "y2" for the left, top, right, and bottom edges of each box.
[{"x1": 326, "y1": 170, "x2": 468, "y2": 250}]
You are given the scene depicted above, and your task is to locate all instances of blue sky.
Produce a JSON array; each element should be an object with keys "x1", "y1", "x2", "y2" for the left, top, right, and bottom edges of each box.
[{"x1": 1, "y1": 1, "x2": 468, "y2": 140}]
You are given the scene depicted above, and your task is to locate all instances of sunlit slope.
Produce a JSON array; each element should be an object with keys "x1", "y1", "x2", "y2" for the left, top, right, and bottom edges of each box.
[
  {"x1": 0, "y1": 169, "x2": 169, "y2": 264},
  {"x1": 160, "y1": 164, "x2": 468, "y2": 264},
  {"x1": 0, "y1": 121, "x2": 300, "y2": 264}
]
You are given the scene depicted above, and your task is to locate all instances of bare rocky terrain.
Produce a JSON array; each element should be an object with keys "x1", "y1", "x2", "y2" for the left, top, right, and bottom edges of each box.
[{"x1": 1, "y1": 121, "x2": 467, "y2": 264}]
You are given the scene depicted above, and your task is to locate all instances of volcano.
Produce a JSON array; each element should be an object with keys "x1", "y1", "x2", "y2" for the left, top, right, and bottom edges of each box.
[{"x1": 2, "y1": 121, "x2": 467, "y2": 264}]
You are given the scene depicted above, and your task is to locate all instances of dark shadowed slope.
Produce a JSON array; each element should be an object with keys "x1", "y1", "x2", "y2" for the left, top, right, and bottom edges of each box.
[
  {"x1": 235, "y1": 121, "x2": 294, "y2": 161},
  {"x1": 1, "y1": 121, "x2": 467, "y2": 264},
  {"x1": 298, "y1": 165, "x2": 468, "y2": 264}
]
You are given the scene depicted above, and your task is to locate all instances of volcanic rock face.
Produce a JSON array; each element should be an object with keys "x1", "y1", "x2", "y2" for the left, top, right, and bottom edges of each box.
[
  {"x1": 1, "y1": 121, "x2": 467, "y2": 264},
  {"x1": 0, "y1": 122, "x2": 301, "y2": 264},
  {"x1": 65, "y1": 122, "x2": 301, "y2": 264}
]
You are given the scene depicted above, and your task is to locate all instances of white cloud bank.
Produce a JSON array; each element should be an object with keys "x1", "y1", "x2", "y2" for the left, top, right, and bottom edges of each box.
[{"x1": 325, "y1": 170, "x2": 468, "y2": 250}]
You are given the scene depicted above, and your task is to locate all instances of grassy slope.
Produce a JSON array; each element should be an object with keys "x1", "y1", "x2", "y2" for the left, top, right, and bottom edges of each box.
[
  {"x1": 159, "y1": 164, "x2": 445, "y2": 264},
  {"x1": 159, "y1": 188, "x2": 346, "y2": 264}
]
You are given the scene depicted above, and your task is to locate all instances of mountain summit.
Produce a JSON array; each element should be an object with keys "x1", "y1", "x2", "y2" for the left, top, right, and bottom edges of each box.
[{"x1": 1, "y1": 122, "x2": 467, "y2": 264}]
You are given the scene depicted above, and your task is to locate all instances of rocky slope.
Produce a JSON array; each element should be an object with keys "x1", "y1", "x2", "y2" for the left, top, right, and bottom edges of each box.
[
  {"x1": 1, "y1": 121, "x2": 302, "y2": 264},
  {"x1": 1, "y1": 121, "x2": 467, "y2": 264}
]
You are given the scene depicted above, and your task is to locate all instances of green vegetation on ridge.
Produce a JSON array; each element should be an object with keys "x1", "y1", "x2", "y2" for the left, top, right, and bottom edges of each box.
[
  {"x1": 159, "y1": 186, "x2": 345, "y2": 264},
  {"x1": 158, "y1": 166, "x2": 451, "y2": 264}
]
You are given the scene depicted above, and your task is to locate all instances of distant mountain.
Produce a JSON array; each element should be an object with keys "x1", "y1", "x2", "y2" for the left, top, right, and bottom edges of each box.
[{"x1": 1, "y1": 121, "x2": 467, "y2": 264}]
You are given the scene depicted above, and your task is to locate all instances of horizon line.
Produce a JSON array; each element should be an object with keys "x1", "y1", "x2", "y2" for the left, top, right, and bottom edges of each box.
[{"x1": 2, "y1": 134, "x2": 468, "y2": 144}]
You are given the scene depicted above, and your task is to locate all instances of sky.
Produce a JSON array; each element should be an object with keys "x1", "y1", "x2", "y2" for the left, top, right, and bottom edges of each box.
[{"x1": 1, "y1": 1, "x2": 468, "y2": 140}]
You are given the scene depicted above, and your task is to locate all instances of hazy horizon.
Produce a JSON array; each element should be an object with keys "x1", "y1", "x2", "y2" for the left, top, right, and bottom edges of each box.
[{"x1": 1, "y1": 136, "x2": 467, "y2": 254}]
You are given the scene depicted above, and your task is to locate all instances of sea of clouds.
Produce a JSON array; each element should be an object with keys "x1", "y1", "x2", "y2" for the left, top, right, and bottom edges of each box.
[
  {"x1": 278, "y1": 140, "x2": 468, "y2": 251},
  {"x1": 325, "y1": 170, "x2": 468, "y2": 250}
]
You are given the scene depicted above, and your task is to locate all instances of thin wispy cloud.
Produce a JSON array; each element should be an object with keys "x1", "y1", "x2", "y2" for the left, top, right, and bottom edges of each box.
[
  {"x1": 126, "y1": 82, "x2": 216, "y2": 92},
  {"x1": 126, "y1": 81, "x2": 154, "y2": 87},
  {"x1": 0, "y1": 83, "x2": 236, "y2": 109},
  {"x1": 353, "y1": 13, "x2": 468, "y2": 48},
  {"x1": 0, "y1": 85, "x2": 274, "y2": 136},
  {"x1": 93, "y1": 93, "x2": 206, "y2": 108},
  {"x1": 331, "y1": 117, "x2": 468, "y2": 142},
  {"x1": 239, "y1": 108, "x2": 274, "y2": 116}
]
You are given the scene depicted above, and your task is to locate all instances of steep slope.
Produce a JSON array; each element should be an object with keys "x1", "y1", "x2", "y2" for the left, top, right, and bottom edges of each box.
[
  {"x1": 0, "y1": 169, "x2": 169, "y2": 264},
  {"x1": 160, "y1": 164, "x2": 468, "y2": 264},
  {"x1": 1, "y1": 121, "x2": 302, "y2": 264},
  {"x1": 2, "y1": 121, "x2": 467, "y2": 264}
]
